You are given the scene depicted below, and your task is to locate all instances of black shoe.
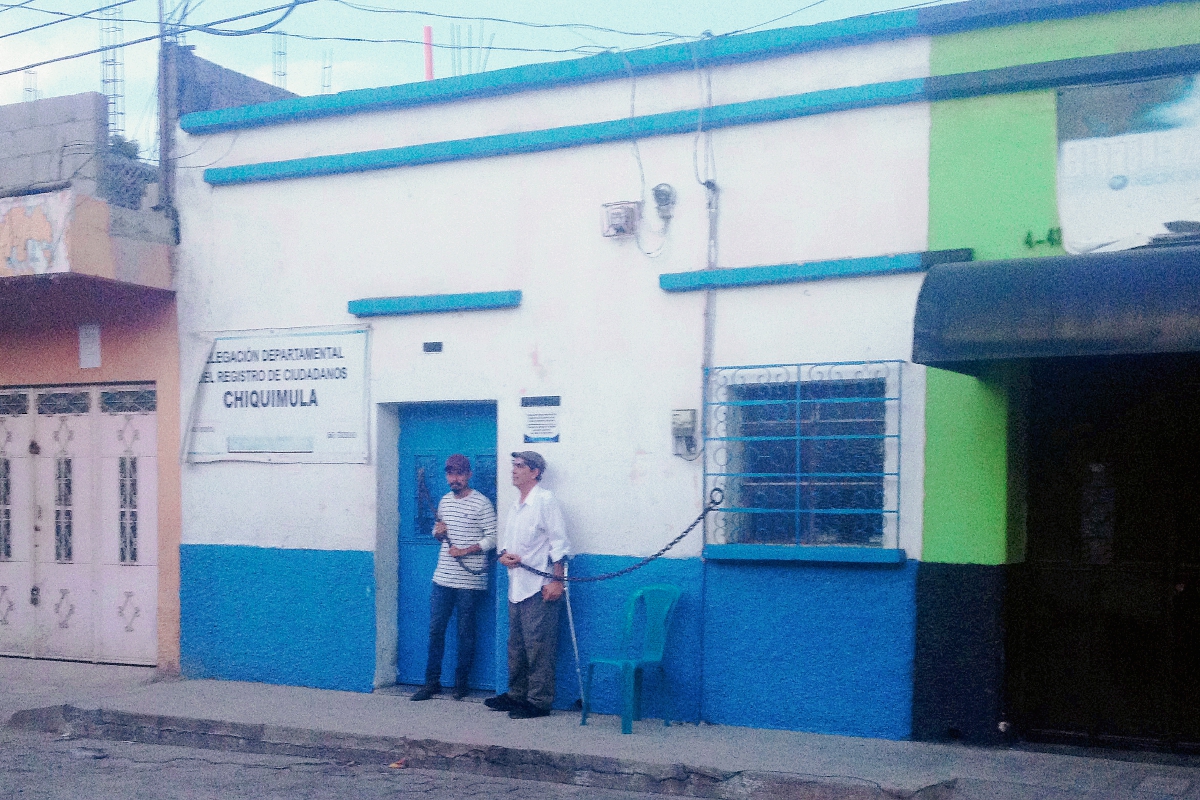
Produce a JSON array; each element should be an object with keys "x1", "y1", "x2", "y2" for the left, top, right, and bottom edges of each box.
[
  {"x1": 483, "y1": 693, "x2": 518, "y2": 711},
  {"x1": 451, "y1": 686, "x2": 469, "y2": 701},
  {"x1": 410, "y1": 686, "x2": 440, "y2": 701},
  {"x1": 508, "y1": 702, "x2": 550, "y2": 719}
]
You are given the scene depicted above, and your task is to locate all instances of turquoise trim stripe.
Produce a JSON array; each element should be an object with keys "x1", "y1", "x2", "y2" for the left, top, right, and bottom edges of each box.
[
  {"x1": 182, "y1": 12, "x2": 921, "y2": 135},
  {"x1": 916, "y1": 0, "x2": 1165, "y2": 32},
  {"x1": 179, "y1": 0, "x2": 1169, "y2": 135},
  {"x1": 704, "y1": 543, "x2": 908, "y2": 564},
  {"x1": 348, "y1": 290, "x2": 521, "y2": 317},
  {"x1": 926, "y1": 41, "x2": 1200, "y2": 100},
  {"x1": 661, "y1": 248, "x2": 973, "y2": 291},
  {"x1": 202, "y1": 39, "x2": 1200, "y2": 188},
  {"x1": 661, "y1": 253, "x2": 924, "y2": 292},
  {"x1": 204, "y1": 80, "x2": 924, "y2": 186}
]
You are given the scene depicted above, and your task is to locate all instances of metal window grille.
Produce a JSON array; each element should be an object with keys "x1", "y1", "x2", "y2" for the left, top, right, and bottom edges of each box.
[
  {"x1": 55, "y1": 458, "x2": 72, "y2": 562},
  {"x1": 119, "y1": 456, "x2": 137, "y2": 563},
  {"x1": 705, "y1": 361, "x2": 901, "y2": 548},
  {"x1": 101, "y1": 389, "x2": 156, "y2": 414},
  {"x1": 0, "y1": 458, "x2": 10, "y2": 561},
  {"x1": 37, "y1": 392, "x2": 90, "y2": 416},
  {"x1": 0, "y1": 393, "x2": 28, "y2": 416}
]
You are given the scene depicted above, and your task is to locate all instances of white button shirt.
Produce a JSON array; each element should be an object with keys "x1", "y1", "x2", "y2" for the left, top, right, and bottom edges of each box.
[{"x1": 501, "y1": 483, "x2": 571, "y2": 603}]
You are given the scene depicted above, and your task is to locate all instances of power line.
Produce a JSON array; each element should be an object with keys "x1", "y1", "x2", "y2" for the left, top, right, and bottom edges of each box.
[
  {"x1": 280, "y1": 31, "x2": 616, "y2": 54},
  {"x1": 0, "y1": 0, "x2": 317, "y2": 36},
  {"x1": 723, "y1": 0, "x2": 954, "y2": 37},
  {"x1": 187, "y1": 0, "x2": 312, "y2": 37},
  {"x1": 0, "y1": 0, "x2": 40, "y2": 15},
  {"x1": 0, "y1": 30, "x2": 158, "y2": 77},
  {"x1": 721, "y1": 0, "x2": 834, "y2": 36},
  {"x1": 0, "y1": 0, "x2": 134, "y2": 42},
  {"x1": 0, "y1": 0, "x2": 314, "y2": 77},
  {"x1": 329, "y1": 0, "x2": 687, "y2": 39}
]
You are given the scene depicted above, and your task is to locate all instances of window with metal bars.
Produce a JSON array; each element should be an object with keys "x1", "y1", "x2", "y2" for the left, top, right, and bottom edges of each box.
[
  {"x1": 38, "y1": 392, "x2": 89, "y2": 416},
  {"x1": 705, "y1": 362, "x2": 901, "y2": 548},
  {"x1": 0, "y1": 393, "x2": 28, "y2": 416},
  {"x1": 119, "y1": 456, "x2": 137, "y2": 563},
  {"x1": 55, "y1": 457, "x2": 72, "y2": 562},
  {"x1": 102, "y1": 389, "x2": 156, "y2": 414},
  {"x1": 0, "y1": 458, "x2": 10, "y2": 561}
]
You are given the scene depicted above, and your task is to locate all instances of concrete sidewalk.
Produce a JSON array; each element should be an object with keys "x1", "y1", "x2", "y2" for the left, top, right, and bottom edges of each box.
[{"x1": 4, "y1": 658, "x2": 1200, "y2": 800}]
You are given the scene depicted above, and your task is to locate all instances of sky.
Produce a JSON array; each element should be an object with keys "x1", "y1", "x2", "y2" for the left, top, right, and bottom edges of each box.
[{"x1": 0, "y1": 0, "x2": 958, "y2": 161}]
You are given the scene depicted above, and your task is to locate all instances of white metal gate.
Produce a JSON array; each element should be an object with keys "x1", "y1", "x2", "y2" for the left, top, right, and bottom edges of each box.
[{"x1": 0, "y1": 385, "x2": 157, "y2": 665}]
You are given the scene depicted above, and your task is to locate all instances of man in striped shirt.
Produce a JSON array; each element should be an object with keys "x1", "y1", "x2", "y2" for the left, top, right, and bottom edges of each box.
[{"x1": 411, "y1": 454, "x2": 497, "y2": 701}]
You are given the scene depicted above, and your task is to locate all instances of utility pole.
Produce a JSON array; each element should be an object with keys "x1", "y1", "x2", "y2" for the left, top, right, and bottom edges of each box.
[{"x1": 156, "y1": 0, "x2": 177, "y2": 238}]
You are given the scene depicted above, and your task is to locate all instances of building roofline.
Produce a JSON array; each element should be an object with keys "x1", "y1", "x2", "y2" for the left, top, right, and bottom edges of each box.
[
  {"x1": 179, "y1": 0, "x2": 1173, "y2": 136},
  {"x1": 202, "y1": 41, "x2": 1200, "y2": 187}
]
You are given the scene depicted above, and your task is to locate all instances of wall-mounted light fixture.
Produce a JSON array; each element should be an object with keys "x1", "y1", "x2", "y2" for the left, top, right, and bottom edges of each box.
[{"x1": 652, "y1": 183, "x2": 676, "y2": 223}]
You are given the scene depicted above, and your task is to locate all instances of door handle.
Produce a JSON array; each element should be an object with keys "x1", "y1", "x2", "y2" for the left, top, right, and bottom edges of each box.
[{"x1": 30, "y1": 585, "x2": 39, "y2": 606}]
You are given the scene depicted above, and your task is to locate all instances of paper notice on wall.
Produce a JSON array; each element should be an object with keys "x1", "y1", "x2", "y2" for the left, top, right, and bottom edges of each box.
[
  {"x1": 521, "y1": 395, "x2": 560, "y2": 443},
  {"x1": 78, "y1": 324, "x2": 100, "y2": 369},
  {"x1": 1058, "y1": 73, "x2": 1200, "y2": 254},
  {"x1": 187, "y1": 327, "x2": 369, "y2": 463}
]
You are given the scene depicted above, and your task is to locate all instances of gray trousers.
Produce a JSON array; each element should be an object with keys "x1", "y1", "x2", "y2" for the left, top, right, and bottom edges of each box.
[{"x1": 507, "y1": 593, "x2": 560, "y2": 710}]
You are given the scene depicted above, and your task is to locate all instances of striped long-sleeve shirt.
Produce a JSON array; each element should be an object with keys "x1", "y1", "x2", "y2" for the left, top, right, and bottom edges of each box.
[{"x1": 432, "y1": 489, "x2": 497, "y2": 590}]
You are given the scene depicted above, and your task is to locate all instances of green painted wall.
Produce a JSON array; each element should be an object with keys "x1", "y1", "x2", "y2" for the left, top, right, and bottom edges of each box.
[
  {"x1": 928, "y1": 91, "x2": 1063, "y2": 262},
  {"x1": 931, "y1": 2, "x2": 1200, "y2": 75},
  {"x1": 914, "y1": 2, "x2": 1194, "y2": 563},
  {"x1": 923, "y1": 87, "x2": 1062, "y2": 564},
  {"x1": 922, "y1": 368, "x2": 1010, "y2": 564}
]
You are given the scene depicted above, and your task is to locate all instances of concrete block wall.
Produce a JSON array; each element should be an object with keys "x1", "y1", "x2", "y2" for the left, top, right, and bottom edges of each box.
[{"x1": 0, "y1": 93, "x2": 107, "y2": 196}]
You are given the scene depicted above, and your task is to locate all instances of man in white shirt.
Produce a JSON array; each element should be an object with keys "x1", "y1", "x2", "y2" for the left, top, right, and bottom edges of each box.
[
  {"x1": 411, "y1": 454, "x2": 497, "y2": 702},
  {"x1": 484, "y1": 450, "x2": 570, "y2": 719}
]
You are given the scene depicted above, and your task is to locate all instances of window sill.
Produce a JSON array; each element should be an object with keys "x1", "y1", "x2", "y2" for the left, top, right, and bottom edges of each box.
[{"x1": 703, "y1": 544, "x2": 907, "y2": 564}]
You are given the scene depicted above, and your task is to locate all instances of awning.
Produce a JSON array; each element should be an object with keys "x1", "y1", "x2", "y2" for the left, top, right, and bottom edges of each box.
[
  {"x1": 0, "y1": 273, "x2": 174, "y2": 332},
  {"x1": 912, "y1": 245, "x2": 1200, "y2": 373}
]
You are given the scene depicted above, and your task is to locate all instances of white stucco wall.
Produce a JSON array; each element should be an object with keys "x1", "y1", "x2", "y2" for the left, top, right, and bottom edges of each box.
[{"x1": 175, "y1": 42, "x2": 932, "y2": 566}]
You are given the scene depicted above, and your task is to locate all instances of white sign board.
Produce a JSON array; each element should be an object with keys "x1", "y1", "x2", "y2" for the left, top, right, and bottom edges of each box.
[{"x1": 188, "y1": 328, "x2": 369, "y2": 463}]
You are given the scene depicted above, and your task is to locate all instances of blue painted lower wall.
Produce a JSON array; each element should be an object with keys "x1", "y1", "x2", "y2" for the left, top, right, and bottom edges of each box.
[
  {"x1": 702, "y1": 559, "x2": 918, "y2": 739},
  {"x1": 551, "y1": 555, "x2": 704, "y2": 721},
  {"x1": 528, "y1": 555, "x2": 916, "y2": 737},
  {"x1": 178, "y1": 546, "x2": 919, "y2": 735},
  {"x1": 180, "y1": 544, "x2": 377, "y2": 692}
]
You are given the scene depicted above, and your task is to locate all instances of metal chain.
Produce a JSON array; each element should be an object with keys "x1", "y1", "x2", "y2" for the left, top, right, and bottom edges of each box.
[
  {"x1": 453, "y1": 551, "x2": 489, "y2": 576},
  {"x1": 510, "y1": 487, "x2": 724, "y2": 583}
]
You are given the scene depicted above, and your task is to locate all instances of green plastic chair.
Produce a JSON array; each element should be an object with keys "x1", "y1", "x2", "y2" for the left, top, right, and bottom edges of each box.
[{"x1": 580, "y1": 584, "x2": 682, "y2": 734}]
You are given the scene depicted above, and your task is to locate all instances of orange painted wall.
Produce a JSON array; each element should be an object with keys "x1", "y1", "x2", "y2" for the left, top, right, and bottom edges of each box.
[{"x1": 0, "y1": 302, "x2": 182, "y2": 672}]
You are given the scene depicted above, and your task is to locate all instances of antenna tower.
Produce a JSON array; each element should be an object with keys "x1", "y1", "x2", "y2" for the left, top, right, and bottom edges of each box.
[
  {"x1": 100, "y1": 4, "x2": 126, "y2": 137},
  {"x1": 272, "y1": 31, "x2": 287, "y2": 90},
  {"x1": 321, "y1": 49, "x2": 333, "y2": 94},
  {"x1": 22, "y1": 70, "x2": 40, "y2": 102}
]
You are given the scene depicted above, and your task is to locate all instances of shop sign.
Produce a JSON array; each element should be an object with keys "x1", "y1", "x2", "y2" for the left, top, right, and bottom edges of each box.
[
  {"x1": 1058, "y1": 73, "x2": 1200, "y2": 253},
  {"x1": 187, "y1": 327, "x2": 369, "y2": 463}
]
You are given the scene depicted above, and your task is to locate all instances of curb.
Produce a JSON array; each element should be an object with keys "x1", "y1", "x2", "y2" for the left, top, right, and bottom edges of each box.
[{"x1": 8, "y1": 705, "x2": 956, "y2": 800}]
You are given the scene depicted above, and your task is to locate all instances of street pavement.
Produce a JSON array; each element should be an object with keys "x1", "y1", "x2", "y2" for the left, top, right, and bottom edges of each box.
[
  {"x1": 6, "y1": 656, "x2": 1200, "y2": 799},
  {"x1": 0, "y1": 727, "x2": 666, "y2": 800}
]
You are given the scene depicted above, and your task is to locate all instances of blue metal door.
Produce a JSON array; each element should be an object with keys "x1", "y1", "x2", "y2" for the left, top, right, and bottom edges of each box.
[{"x1": 397, "y1": 402, "x2": 498, "y2": 689}]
